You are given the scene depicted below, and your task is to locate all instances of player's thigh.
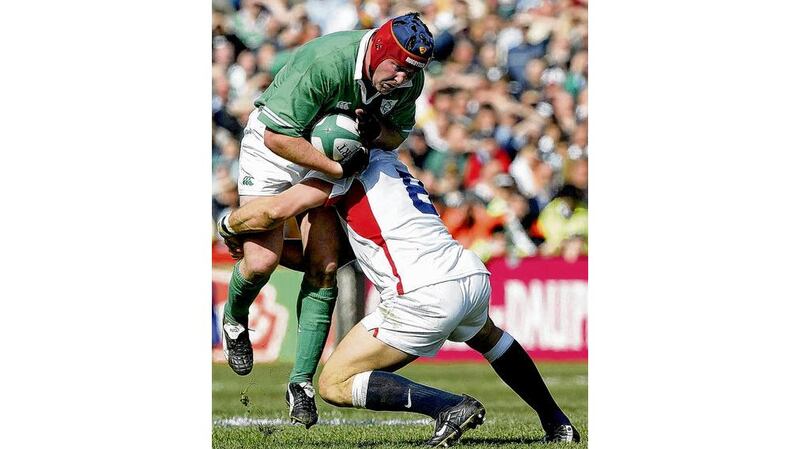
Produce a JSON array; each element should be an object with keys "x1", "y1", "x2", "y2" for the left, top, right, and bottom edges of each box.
[
  {"x1": 321, "y1": 323, "x2": 417, "y2": 387},
  {"x1": 238, "y1": 110, "x2": 306, "y2": 196},
  {"x1": 279, "y1": 238, "x2": 304, "y2": 272},
  {"x1": 299, "y1": 207, "x2": 341, "y2": 266}
]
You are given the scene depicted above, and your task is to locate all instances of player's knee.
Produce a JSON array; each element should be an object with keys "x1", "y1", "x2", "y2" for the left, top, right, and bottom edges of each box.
[
  {"x1": 242, "y1": 251, "x2": 279, "y2": 281},
  {"x1": 317, "y1": 375, "x2": 335, "y2": 404},
  {"x1": 318, "y1": 370, "x2": 347, "y2": 406},
  {"x1": 304, "y1": 259, "x2": 338, "y2": 287},
  {"x1": 466, "y1": 319, "x2": 503, "y2": 353}
]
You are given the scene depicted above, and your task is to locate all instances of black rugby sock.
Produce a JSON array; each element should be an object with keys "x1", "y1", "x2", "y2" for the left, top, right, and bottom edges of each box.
[
  {"x1": 489, "y1": 340, "x2": 569, "y2": 429},
  {"x1": 364, "y1": 371, "x2": 463, "y2": 418}
]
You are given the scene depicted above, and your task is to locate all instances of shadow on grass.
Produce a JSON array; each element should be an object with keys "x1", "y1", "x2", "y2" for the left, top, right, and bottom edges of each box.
[
  {"x1": 259, "y1": 436, "x2": 548, "y2": 447},
  {"x1": 460, "y1": 436, "x2": 543, "y2": 445},
  {"x1": 256, "y1": 424, "x2": 280, "y2": 437},
  {"x1": 253, "y1": 439, "x2": 426, "y2": 448},
  {"x1": 247, "y1": 429, "x2": 423, "y2": 448}
]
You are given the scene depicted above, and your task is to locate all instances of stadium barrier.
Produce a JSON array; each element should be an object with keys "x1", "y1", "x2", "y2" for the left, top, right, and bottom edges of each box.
[
  {"x1": 212, "y1": 254, "x2": 587, "y2": 363},
  {"x1": 433, "y1": 256, "x2": 587, "y2": 361}
]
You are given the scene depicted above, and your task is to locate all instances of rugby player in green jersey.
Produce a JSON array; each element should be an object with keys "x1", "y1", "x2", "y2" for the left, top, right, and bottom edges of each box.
[{"x1": 221, "y1": 13, "x2": 435, "y2": 428}]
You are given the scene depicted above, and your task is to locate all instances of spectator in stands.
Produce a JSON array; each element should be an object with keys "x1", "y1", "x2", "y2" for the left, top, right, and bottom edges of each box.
[
  {"x1": 486, "y1": 174, "x2": 537, "y2": 259},
  {"x1": 305, "y1": 0, "x2": 359, "y2": 35},
  {"x1": 470, "y1": 222, "x2": 509, "y2": 262},
  {"x1": 423, "y1": 122, "x2": 472, "y2": 179},
  {"x1": 463, "y1": 134, "x2": 511, "y2": 189},
  {"x1": 565, "y1": 155, "x2": 588, "y2": 195},
  {"x1": 509, "y1": 145, "x2": 554, "y2": 219},
  {"x1": 536, "y1": 184, "x2": 588, "y2": 262},
  {"x1": 212, "y1": 168, "x2": 239, "y2": 222},
  {"x1": 230, "y1": 0, "x2": 270, "y2": 50},
  {"x1": 402, "y1": 128, "x2": 432, "y2": 170},
  {"x1": 360, "y1": 0, "x2": 393, "y2": 27}
]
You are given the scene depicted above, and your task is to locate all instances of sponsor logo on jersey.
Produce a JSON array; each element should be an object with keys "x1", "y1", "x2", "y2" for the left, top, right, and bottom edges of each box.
[
  {"x1": 242, "y1": 176, "x2": 254, "y2": 186},
  {"x1": 336, "y1": 101, "x2": 351, "y2": 110},
  {"x1": 380, "y1": 99, "x2": 397, "y2": 115}
]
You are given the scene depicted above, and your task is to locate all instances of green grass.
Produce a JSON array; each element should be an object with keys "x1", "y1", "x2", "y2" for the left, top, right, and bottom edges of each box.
[{"x1": 212, "y1": 361, "x2": 587, "y2": 448}]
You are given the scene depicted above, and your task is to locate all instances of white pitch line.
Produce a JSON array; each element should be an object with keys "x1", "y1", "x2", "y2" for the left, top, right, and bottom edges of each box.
[{"x1": 214, "y1": 417, "x2": 434, "y2": 427}]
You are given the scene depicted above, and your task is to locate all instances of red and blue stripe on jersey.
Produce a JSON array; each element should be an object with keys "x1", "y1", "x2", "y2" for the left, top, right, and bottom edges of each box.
[{"x1": 333, "y1": 179, "x2": 405, "y2": 294}]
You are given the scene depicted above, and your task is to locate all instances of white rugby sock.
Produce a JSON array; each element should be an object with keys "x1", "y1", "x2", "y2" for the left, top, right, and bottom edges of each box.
[
  {"x1": 350, "y1": 371, "x2": 373, "y2": 408},
  {"x1": 482, "y1": 330, "x2": 514, "y2": 363}
]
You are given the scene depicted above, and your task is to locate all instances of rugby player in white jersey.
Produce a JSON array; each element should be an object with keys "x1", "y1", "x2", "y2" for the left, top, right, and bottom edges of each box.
[{"x1": 217, "y1": 150, "x2": 580, "y2": 446}]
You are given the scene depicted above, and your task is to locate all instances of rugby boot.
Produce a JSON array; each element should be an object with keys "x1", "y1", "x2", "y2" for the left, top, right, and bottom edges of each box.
[
  {"x1": 425, "y1": 395, "x2": 486, "y2": 447},
  {"x1": 543, "y1": 423, "x2": 581, "y2": 443},
  {"x1": 286, "y1": 381, "x2": 318, "y2": 429},
  {"x1": 222, "y1": 316, "x2": 253, "y2": 375}
]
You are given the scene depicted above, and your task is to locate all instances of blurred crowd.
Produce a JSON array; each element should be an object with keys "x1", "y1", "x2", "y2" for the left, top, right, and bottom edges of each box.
[{"x1": 212, "y1": 0, "x2": 588, "y2": 263}]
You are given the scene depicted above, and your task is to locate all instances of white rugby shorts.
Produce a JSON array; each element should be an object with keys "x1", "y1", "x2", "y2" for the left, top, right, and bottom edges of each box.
[
  {"x1": 360, "y1": 273, "x2": 491, "y2": 357},
  {"x1": 237, "y1": 108, "x2": 309, "y2": 196}
]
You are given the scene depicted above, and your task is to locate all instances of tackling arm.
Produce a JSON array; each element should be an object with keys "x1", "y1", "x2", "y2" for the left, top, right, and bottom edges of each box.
[{"x1": 225, "y1": 178, "x2": 334, "y2": 234}]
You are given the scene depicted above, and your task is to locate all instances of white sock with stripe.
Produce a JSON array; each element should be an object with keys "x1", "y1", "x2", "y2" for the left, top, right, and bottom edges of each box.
[{"x1": 482, "y1": 330, "x2": 514, "y2": 363}]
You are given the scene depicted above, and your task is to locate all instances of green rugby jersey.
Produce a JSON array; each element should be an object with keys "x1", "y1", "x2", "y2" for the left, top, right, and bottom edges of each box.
[{"x1": 253, "y1": 29, "x2": 424, "y2": 142}]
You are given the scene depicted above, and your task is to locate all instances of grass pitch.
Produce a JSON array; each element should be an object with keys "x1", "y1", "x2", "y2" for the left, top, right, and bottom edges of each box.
[{"x1": 212, "y1": 361, "x2": 587, "y2": 448}]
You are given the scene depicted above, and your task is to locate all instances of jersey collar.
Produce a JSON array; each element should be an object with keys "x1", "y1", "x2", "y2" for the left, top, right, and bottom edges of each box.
[{"x1": 354, "y1": 29, "x2": 378, "y2": 82}]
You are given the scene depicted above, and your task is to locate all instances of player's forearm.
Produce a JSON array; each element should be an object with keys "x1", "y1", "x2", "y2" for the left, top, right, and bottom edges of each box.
[
  {"x1": 224, "y1": 179, "x2": 332, "y2": 234},
  {"x1": 265, "y1": 131, "x2": 344, "y2": 177},
  {"x1": 226, "y1": 197, "x2": 288, "y2": 233}
]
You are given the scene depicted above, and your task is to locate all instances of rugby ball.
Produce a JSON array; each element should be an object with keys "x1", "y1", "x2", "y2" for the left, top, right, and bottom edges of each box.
[{"x1": 310, "y1": 113, "x2": 362, "y2": 161}]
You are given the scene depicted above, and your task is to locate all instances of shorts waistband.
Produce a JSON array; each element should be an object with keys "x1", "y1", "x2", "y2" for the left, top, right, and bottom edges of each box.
[{"x1": 246, "y1": 108, "x2": 267, "y2": 134}]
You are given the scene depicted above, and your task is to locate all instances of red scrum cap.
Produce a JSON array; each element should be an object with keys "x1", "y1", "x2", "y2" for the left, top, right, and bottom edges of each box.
[{"x1": 368, "y1": 13, "x2": 434, "y2": 75}]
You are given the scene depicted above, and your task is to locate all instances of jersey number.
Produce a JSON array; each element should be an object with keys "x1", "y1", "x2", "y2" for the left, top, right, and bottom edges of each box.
[{"x1": 398, "y1": 170, "x2": 438, "y2": 216}]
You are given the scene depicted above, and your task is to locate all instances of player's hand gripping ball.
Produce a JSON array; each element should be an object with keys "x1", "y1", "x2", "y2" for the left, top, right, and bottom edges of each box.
[
  {"x1": 311, "y1": 112, "x2": 370, "y2": 177},
  {"x1": 338, "y1": 145, "x2": 369, "y2": 177},
  {"x1": 310, "y1": 113, "x2": 363, "y2": 161}
]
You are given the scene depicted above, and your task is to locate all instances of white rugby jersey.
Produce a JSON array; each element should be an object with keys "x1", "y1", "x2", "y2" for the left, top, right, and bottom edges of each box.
[{"x1": 310, "y1": 150, "x2": 488, "y2": 295}]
